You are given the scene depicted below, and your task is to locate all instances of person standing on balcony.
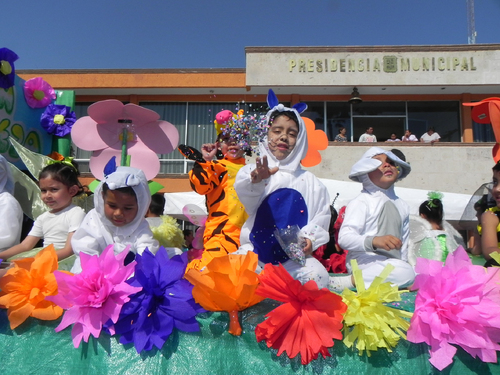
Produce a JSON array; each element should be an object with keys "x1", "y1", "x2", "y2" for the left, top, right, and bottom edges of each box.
[{"x1": 358, "y1": 127, "x2": 377, "y2": 142}]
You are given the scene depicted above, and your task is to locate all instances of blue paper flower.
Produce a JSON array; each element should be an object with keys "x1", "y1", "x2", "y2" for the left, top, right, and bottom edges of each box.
[
  {"x1": 40, "y1": 104, "x2": 76, "y2": 137},
  {"x1": 112, "y1": 248, "x2": 205, "y2": 353},
  {"x1": 0, "y1": 48, "x2": 19, "y2": 89}
]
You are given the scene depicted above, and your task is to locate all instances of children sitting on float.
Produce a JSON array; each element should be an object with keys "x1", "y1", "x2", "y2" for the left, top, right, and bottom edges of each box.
[
  {"x1": 70, "y1": 165, "x2": 159, "y2": 273},
  {"x1": 234, "y1": 90, "x2": 331, "y2": 288}
]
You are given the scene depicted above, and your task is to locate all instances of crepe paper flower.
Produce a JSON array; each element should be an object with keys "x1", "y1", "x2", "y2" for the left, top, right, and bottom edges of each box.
[
  {"x1": 71, "y1": 99, "x2": 179, "y2": 180},
  {"x1": 0, "y1": 48, "x2": 19, "y2": 89},
  {"x1": 254, "y1": 263, "x2": 347, "y2": 365},
  {"x1": 341, "y1": 260, "x2": 413, "y2": 357},
  {"x1": 301, "y1": 117, "x2": 328, "y2": 167},
  {"x1": 40, "y1": 104, "x2": 76, "y2": 137},
  {"x1": 185, "y1": 251, "x2": 263, "y2": 336},
  {"x1": 490, "y1": 251, "x2": 500, "y2": 266},
  {"x1": 151, "y1": 215, "x2": 185, "y2": 248},
  {"x1": 407, "y1": 246, "x2": 500, "y2": 371},
  {"x1": 23, "y1": 77, "x2": 56, "y2": 108},
  {"x1": 111, "y1": 249, "x2": 205, "y2": 353},
  {"x1": 46, "y1": 245, "x2": 141, "y2": 348},
  {"x1": 463, "y1": 98, "x2": 500, "y2": 162},
  {"x1": 0, "y1": 245, "x2": 62, "y2": 329}
]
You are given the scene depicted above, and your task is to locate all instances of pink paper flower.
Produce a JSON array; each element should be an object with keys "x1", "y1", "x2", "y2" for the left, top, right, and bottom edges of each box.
[
  {"x1": 23, "y1": 77, "x2": 56, "y2": 108},
  {"x1": 71, "y1": 99, "x2": 179, "y2": 180},
  {"x1": 46, "y1": 245, "x2": 142, "y2": 348},
  {"x1": 407, "y1": 246, "x2": 500, "y2": 371}
]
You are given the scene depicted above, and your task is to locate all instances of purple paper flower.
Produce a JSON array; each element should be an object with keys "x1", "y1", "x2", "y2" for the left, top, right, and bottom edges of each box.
[
  {"x1": 23, "y1": 77, "x2": 56, "y2": 108},
  {"x1": 0, "y1": 48, "x2": 19, "y2": 89},
  {"x1": 41, "y1": 104, "x2": 76, "y2": 137},
  {"x1": 111, "y1": 248, "x2": 205, "y2": 353},
  {"x1": 46, "y1": 245, "x2": 142, "y2": 348}
]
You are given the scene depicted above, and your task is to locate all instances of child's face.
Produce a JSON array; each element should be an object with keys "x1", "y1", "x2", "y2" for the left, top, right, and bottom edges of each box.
[
  {"x1": 367, "y1": 154, "x2": 399, "y2": 189},
  {"x1": 492, "y1": 170, "x2": 500, "y2": 208},
  {"x1": 267, "y1": 116, "x2": 299, "y2": 160},
  {"x1": 40, "y1": 177, "x2": 78, "y2": 213},
  {"x1": 103, "y1": 189, "x2": 139, "y2": 227},
  {"x1": 220, "y1": 137, "x2": 245, "y2": 160}
]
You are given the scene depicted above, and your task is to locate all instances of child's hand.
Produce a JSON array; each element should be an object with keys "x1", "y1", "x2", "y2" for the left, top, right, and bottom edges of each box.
[
  {"x1": 250, "y1": 156, "x2": 278, "y2": 183},
  {"x1": 303, "y1": 238, "x2": 313, "y2": 256},
  {"x1": 201, "y1": 143, "x2": 219, "y2": 162},
  {"x1": 372, "y1": 235, "x2": 402, "y2": 251}
]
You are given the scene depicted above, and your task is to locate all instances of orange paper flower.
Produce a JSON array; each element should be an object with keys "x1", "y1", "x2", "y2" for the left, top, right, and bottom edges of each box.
[
  {"x1": 255, "y1": 263, "x2": 347, "y2": 365},
  {"x1": 301, "y1": 117, "x2": 328, "y2": 167},
  {"x1": 184, "y1": 251, "x2": 263, "y2": 335},
  {"x1": 0, "y1": 245, "x2": 63, "y2": 329}
]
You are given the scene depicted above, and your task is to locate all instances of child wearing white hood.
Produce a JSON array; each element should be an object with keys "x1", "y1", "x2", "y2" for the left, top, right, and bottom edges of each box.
[
  {"x1": 235, "y1": 90, "x2": 331, "y2": 289},
  {"x1": 335, "y1": 147, "x2": 415, "y2": 291},
  {"x1": 70, "y1": 166, "x2": 159, "y2": 273}
]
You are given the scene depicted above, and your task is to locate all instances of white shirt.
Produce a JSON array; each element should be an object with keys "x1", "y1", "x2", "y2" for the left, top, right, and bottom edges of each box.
[
  {"x1": 359, "y1": 133, "x2": 377, "y2": 142},
  {"x1": 28, "y1": 204, "x2": 86, "y2": 248},
  {"x1": 420, "y1": 132, "x2": 440, "y2": 142}
]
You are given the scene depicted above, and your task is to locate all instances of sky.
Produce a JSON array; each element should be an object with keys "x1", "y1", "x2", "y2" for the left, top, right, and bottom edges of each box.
[{"x1": 5, "y1": 0, "x2": 500, "y2": 70}]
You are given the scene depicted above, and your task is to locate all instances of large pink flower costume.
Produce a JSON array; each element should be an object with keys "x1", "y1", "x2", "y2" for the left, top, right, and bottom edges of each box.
[{"x1": 71, "y1": 99, "x2": 179, "y2": 180}]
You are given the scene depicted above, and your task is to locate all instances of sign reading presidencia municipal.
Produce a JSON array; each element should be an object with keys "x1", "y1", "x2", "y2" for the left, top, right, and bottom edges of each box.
[{"x1": 245, "y1": 45, "x2": 500, "y2": 87}]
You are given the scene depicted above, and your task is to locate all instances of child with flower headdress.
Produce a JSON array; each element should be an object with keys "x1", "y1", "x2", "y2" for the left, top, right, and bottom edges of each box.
[
  {"x1": 234, "y1": 90, "x2": 332, "y2": 288},
  {"x1": 178, "y1": 109, "x2": 250, "y2": 271},
  {"x1": 70, "y1": 166, "x2": 159, "y2": 273},
  {"x1": 407, "y1": 191, "x2": 465, "y2": 267},
  {"x1": 334, "y1": 147, "x2": 415, "y2": 291}
]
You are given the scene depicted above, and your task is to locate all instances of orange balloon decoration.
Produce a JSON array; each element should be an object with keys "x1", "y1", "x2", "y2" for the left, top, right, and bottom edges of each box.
[
  {"x1": 463, "y1": 98, "x2": 500, "y2": 162},
  {"x1": 0, "y1": 245, "x2": 63, "y2": 329},
  {"x1": 184, "y1": 251, "x2": 263, "y2": 336},
  {"x1": 301, "y1": 117, "x2": 329, "y2": 167}
]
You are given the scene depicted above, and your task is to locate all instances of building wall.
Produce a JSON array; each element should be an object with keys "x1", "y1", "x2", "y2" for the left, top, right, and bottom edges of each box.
[{"x1": 303, "y1": 143, "x2": 493, "y2": 195}]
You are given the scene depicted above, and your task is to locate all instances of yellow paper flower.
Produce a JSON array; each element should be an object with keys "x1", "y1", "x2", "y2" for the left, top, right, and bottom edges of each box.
[
  {"x1": 341, "y1": 260, "x2": 413, "y2": 356},
  {"x1": 151, "y1": 215, "x2": 185, "y2": 248},
  {"x1": 0, "y1": 245, "x2": 63, "y2": 329},
  {"x1": 490, "y1": 251, "x2": 500, "y2": 266}
]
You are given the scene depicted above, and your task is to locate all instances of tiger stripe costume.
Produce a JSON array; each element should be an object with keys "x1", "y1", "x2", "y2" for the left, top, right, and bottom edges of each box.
[{"x1": 179, "y1": 145, "x2": 248, "y2": 270}]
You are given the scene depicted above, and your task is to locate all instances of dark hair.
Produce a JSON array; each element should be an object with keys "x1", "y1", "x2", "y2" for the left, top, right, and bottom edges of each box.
[
  {"x1": 428, "y1": 127, "x2": 435, "y2": 132},
  {"x1": 183, "y1": 229, "x2": 193, "y2": 237},
  {"x1": 269, "y1": 110, "x2": 299, "y2": 130},
  {"x1": 338, "y1": 126, "x2": 345, "y2": 134},
  {"x1": 39, "y1": 162, "x2": 83, "y2": 196},
  {"x1": 390, "y1": 148, "x2": 406, "y2": 162},
  {"x1": 102, "y1": 183, "x2": 137, "y2": 199},
  {"x1": 493, "y1": 163, "x2": 500, "y2": 173},
  {"x1": 149, "y1": 193, "x2": 165, "y2": 216},
  {"x1": 419, "y1": 198, "x2": 444, "y2": 225}
]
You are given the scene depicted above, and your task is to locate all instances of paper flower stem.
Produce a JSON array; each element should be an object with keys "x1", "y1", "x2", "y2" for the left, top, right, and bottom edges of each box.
[
  {"x1": 228, "y1": 310, "x2": 242, "y2": 336},
  {"x1": 121, "y1": 128, "x2": 128, "y2": 166}
]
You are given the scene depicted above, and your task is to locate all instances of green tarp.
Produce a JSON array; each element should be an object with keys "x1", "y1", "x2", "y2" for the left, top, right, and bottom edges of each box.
[{"x1": 0, "y1": 295, "x2": 499, "y2": 374}]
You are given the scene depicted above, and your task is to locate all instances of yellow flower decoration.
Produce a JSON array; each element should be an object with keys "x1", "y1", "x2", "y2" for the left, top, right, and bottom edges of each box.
[
  {"x1": 490, "y1": 251, "x2": 500, "y2": 266},
  {"x1": 341, "y1": 260, "x2": 413, "y2": 356},
  {"x1": 151, "y1": 215, "x2": 185, "y2": 248}
]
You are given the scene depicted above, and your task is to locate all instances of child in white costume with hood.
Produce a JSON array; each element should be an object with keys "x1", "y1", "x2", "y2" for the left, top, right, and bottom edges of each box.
[
  {"x1": 71, "y1": 166, "x2": 159, "y2": 273},
  {"x1": 335, "y1": 147, "x2": 415, "y2": 291},
  {"x1": 0, "y1": 155, "x2": 22, "y2": 251},
  {"x1": 234, "y1": 90, "x2": 331, "y2": 289}
]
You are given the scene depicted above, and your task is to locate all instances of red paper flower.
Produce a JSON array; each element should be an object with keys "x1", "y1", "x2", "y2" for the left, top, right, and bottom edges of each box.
[{"x1": 255, "y1": 263, "x2": 347, "y2": 365}]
